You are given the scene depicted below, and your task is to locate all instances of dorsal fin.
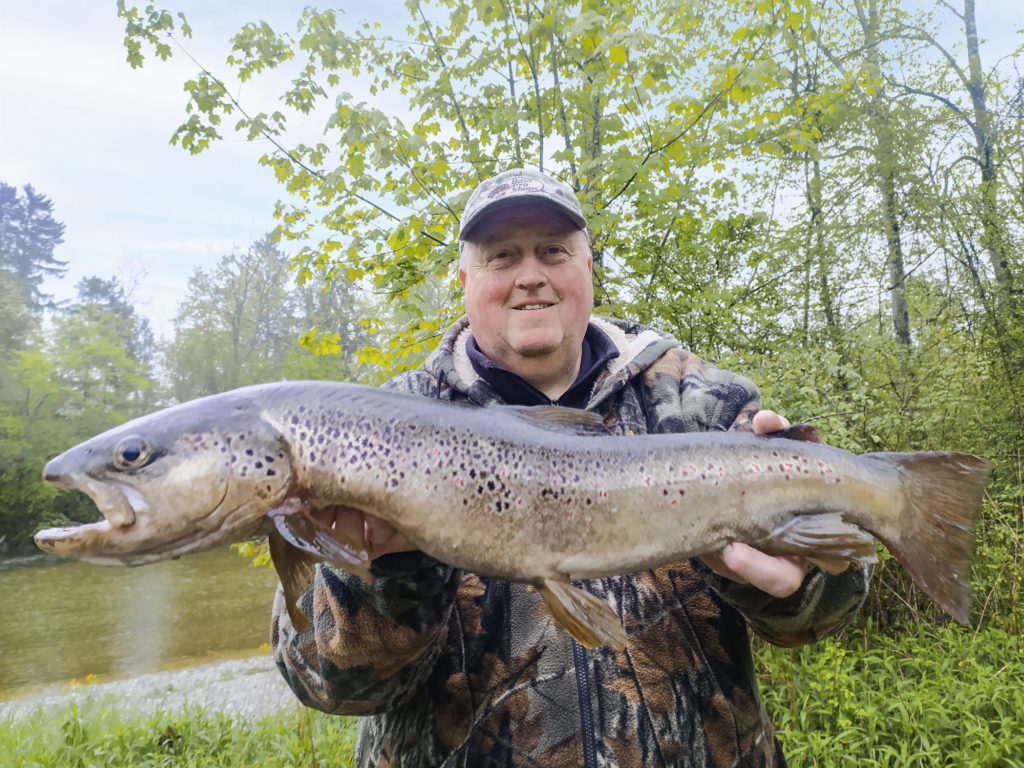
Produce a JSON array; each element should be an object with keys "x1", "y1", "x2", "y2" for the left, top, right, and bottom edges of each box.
[{"x1": 501, "y1": 405, "x2": 611, "y2": 436}]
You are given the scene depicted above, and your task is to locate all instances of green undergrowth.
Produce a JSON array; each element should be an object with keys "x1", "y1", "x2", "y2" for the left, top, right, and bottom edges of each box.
[
  {"x1": 757, "y1": 623, "x2": 1024, "y2": 767},
  {"x1": 0, "y1": 704, "x2": 358, "y2": 768},
  {"x1": 4, "y1": 623, "x2": 1020, "y2": 767}
]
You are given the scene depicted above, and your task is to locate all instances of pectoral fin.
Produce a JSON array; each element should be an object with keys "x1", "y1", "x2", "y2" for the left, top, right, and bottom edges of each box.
[
  {"x1": 538, "y1": 579, "x2": 627, "y2": 650},
  {"x1": 269, "y1": 504, "x2": 373, "y2": 583},
  {"x1": 268, "y1": 530, "x2": 318, "y2": 632}
]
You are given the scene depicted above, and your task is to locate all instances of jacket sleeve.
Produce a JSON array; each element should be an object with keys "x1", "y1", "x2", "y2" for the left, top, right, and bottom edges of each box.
[
  {"x1": 272, "y1": 370, "x2": 461, "y2": 714},
  {"x1": 272, "y1": 552, "x2": 462, "y2": 714},
  {"x1": 668, "y1": 351, "x2": 873, "y2": 647}
]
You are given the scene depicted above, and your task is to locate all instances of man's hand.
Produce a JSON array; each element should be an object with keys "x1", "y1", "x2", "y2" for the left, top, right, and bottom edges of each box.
[
  {"x1": 699, "y1": 409, "x2": 850, "y2": 598},
  {"x1": 311, "y1": 505, "x2": 416, "y2": 561}
]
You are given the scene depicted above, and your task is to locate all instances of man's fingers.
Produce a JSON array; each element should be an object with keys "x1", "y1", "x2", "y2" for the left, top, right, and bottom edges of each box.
[
  {"x1": 708, "y1": 543, "x2": 807, "y2": 598},
  {"x1": 752, "y1": 409, "x2": 791, "y2": 435}
]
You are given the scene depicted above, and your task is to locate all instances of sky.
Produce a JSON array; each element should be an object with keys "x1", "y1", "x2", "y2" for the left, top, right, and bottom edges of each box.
[{"x1": 1, "y1": 1, "x2": 1021, "y2": 339}]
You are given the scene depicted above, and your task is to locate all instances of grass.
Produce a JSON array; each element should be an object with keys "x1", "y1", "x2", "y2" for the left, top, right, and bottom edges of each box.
[
  {"x1": 757, "y1": 623, "x2": 1024, "y2": 767},
  {"x1": 0, "y1": 704, "x2": 359, "y2": 768},
  {"x1": 3, "y1": 623, "x2": 1020, "y2": 767}
]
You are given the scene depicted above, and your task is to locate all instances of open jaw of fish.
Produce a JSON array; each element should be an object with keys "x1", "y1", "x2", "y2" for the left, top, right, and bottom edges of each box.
[{"x1": 36, "y1": 381, "x2": 994, "y2": 650}]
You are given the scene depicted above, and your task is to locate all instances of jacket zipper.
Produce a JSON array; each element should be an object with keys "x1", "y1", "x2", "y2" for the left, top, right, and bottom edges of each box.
[{"x1": 573, "y1": 639, "x2": 599, "y2": 768}]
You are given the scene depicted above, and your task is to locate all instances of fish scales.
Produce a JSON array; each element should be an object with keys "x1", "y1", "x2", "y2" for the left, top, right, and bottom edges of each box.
[
  {"x1": 36, "y1": 380, "x2": 992, "y2": 648},
  {"x1": 267, "y1": 392, "x2": 888, "y2": 582}
]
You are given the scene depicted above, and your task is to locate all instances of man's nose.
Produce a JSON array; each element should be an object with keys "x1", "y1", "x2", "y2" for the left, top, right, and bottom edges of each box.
[{"x1": 514, "y1": 256, "x2": 547, "y2": 289}]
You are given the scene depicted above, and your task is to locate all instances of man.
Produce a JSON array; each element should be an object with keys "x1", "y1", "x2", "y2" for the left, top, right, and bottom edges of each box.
[{"x1": 272, "y1": 168, "x2": 871, "y2": 767}]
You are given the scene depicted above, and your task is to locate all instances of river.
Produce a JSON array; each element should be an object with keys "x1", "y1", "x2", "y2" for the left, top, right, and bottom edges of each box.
[{"x1": 0, "y1": 546, "x2": 280, "y2": 701}]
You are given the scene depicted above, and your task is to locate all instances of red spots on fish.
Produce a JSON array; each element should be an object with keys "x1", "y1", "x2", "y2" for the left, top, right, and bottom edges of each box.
[
  {"x1": 645, "y1": 477, "x2": 652, "y2": 487},
  {"x1": 670, "y1": 499, "x2": 678, "y2": 506},
  {"x1": 750, "y1": 463, "x2": 762, "y2": 472}
]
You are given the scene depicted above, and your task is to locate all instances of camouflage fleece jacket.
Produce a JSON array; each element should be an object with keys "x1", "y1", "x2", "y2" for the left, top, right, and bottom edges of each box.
[{"x1": 272, "y1": 315, "x2": 871, "y2": 768}]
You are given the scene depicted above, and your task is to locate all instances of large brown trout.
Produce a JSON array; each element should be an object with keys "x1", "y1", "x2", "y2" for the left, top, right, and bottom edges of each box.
[{"x1": 36, "y1": 381, "x2": 991, "y2": 649}]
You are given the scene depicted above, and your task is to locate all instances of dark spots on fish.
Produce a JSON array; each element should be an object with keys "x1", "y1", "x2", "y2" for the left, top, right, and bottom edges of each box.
[
  {"x1": 662, "y1": 489, "x2": 668, "y2": 495},
  {"x1": 267, "y1": 469, "x2": 276, "y2": 476},
  {"x1": 245, "y1": 448, "x2": 254, "y2": 456},
  {"x1": 255, "y1": 461, "x2": 263, "y2": 469}
]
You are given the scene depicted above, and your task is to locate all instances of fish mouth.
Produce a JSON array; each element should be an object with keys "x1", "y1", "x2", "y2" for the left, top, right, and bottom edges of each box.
[{"x1": 35, "y1": 471, "x2": 144, "y2": 559}]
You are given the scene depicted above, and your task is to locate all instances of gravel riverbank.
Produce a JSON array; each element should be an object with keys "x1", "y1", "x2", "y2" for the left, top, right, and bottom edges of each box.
[{"x1": 0, "y1": 655, "x2": 302, "y2": 722}]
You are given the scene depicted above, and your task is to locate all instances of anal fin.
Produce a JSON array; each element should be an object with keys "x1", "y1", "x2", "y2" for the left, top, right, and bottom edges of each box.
[
  {"x1": 538, "y1": 579, "x2": 627, "y2": 650},
  {"x1": 753, "y1": 512, "x2": 879, "y2": 563}
]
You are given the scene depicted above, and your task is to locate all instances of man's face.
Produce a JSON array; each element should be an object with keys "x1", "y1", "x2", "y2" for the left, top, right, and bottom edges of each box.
[{"x1": 459, "y1": 204, "x2": 593, "y2": 381}]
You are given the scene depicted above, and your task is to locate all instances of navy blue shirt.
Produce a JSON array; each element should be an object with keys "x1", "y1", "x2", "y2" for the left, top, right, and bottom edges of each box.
[{"x1": 466, "y1": 323, "x2": 619, "y2": 408}]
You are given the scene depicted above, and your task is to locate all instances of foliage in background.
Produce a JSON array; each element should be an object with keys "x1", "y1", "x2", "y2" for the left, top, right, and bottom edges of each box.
[
  {"x1": 0, "y1": 182, "x2": 67, "y2": 313},
  {"x1": 756, "y1": 623, "x2": 1024, "y2": 767},
  {"x1": 115, "y1": 0, "x2": 1023, "y2": 625},
  {"x1": 162, "y1": 234, "x2": 371, "y2": 403}
]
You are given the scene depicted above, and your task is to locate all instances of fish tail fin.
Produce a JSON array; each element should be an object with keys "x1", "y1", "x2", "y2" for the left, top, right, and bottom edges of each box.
[
  {"x1": 870, "y1": 451, "x2": 992, "y2": 625},
  {"x1": 539, "y1": 579, "x2": 627, "y2": 650}
]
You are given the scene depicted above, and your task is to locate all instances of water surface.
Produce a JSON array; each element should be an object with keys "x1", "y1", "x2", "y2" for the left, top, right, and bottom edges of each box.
[{"x1": 0, "y1": 546, "x2": 279, "y2": 699}]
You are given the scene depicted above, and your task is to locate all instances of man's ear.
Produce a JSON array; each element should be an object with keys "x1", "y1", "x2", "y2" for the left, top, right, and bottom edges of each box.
[{"x1": 458, "y1": 266, "x2": 467, "y2": 287}]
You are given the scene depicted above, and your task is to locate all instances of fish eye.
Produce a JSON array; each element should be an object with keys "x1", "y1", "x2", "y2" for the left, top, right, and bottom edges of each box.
[{"x1": 112, "y1": 437, "x2": 151, "y2": 471}]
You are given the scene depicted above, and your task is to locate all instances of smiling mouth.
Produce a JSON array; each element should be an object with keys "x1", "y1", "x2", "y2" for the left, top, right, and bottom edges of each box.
[{"x1": 515, "y1": 303, "x2": 554, "y2": 310}]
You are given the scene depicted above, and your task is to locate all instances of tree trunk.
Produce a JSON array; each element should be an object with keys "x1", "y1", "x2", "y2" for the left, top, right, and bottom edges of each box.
[{"x1": 963, "y1": 0, "x2": 1015, "y2": 309}]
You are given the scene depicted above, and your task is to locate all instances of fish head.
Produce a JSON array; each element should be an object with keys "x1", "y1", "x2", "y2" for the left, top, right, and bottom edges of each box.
[{"x1": 35, "y1": 392, "x2": 293, "y2": 565}]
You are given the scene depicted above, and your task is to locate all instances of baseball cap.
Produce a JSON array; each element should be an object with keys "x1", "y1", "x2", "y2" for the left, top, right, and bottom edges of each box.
[{"x1": 458, "y1": 168, "x2": 587, "y2": 240}]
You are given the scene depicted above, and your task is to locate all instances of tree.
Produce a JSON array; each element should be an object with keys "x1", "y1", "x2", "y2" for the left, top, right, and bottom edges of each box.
[
  {"x1": 73, "y1": 276, "x2": 156, "y2": 367},
  {"x1": 0, "y1": 183, "x2": 67, "y2": 312},
  {"x1": 164, "y1": 237, "x2": 298, "y2": 399},
  {"x1": 0, "y1": 277, "x2": 158, "y2": 547},
  {"x1": 118, "y1": 0, "x2": 808, "y2": 368},
  {"x1": 49, "y1": 280, "x2": 156, "y2": 428}
]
